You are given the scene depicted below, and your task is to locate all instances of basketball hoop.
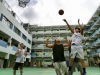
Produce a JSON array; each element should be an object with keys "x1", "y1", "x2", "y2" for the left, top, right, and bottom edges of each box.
[{"x1": 18, "y1": 0, "x2": 30, "y2": 8}]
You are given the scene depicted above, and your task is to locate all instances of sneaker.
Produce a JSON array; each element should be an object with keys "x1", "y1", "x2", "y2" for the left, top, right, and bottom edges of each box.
[
  {"x1": 68, "y1": 71, "x2": 71, "y2": 75},
  {"x1": 82, "y1": 72, "x2": 86, "y2": 75}
]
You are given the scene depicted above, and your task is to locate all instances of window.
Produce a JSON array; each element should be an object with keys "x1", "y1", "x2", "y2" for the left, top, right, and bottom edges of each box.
[
  {"x1": 1, "y1": 15, "x2": 13, "y2": 29},
  {"x1": 2, "y1": 17, "x2": 10, "y2": 27},
  {"x1": 10, "y1": 24, "x2": 13, "y2": 29},
  {"x1": 28, "y1": 39, "x2": 31, "y2": 44},
  {"x1": 15, "y1": 28, "x2": 20, "y2": 36},
  {"x1": 23, "y1": 34, "x2": 27, "y2": 41}
]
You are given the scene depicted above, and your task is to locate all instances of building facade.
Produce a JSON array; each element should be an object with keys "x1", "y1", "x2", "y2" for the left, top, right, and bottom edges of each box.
[
  {"x1": 0, "y1": 0, "x2": 32, "y2": 68},
  {"x1": 84, "y1": 5, "x2": 100, "y2": 64}
]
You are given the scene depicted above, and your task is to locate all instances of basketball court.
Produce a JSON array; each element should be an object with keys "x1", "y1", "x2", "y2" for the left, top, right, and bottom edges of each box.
[
  {"x1": 0, "y1": 0, "x2": 100, "y2": 75},
  {"x1": 0, "y1": 67, "x2": 100, "y2": 75}
]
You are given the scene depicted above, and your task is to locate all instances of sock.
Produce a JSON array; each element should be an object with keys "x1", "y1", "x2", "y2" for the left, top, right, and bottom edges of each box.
[
  {"x1": 83, "y1": 68, "x2": 86, "y2": 73},
  {"x1": 69, "y1": 66, "x2": 72, "y2": 71},
  {"x1": 20, "y1": 71, "x2": 23, "y2": 75},
  {"x1": 20, "y1": 73, "x2": 22, "y2": 75},
  {"x1": 13, "y1": 70, "x2": 16, "y2": 75}
]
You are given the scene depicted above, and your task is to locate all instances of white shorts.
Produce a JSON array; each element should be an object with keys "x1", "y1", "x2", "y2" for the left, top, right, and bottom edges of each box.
[
  {"x1": 54, "y1": 61, "x2": 67, "y2": 75},
  {"x1": 71, "y1": 45, "x2": 84, "y2": 59}
]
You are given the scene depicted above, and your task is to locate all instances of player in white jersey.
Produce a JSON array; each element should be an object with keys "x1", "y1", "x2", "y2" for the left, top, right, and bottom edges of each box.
[
  {"x1": 63, "y1": 19, "x2": 86, "y2": 75},
  {"x1": 13, "y1": 43, "x2": 28, "y2": 75},
  {"x1": 68, "y1": 40, "x2": 83, "y2": 75}
]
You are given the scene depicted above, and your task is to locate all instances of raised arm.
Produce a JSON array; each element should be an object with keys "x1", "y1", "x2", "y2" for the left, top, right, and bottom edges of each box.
[
  {"x1": 63, "y1": 19, "x2": 74, "y2": 34},
  {"x1": 63, "y1": 37, "x2": 69, "y2": 47},
  {"x1": 46, "y1": 37, "x2": 54, "y2": 48},
  {"x1": 78, "y1": 19, "x2": 83, "y2": 35}
]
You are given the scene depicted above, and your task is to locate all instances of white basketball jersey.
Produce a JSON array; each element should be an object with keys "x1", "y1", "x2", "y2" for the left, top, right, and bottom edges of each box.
[
  {"x1": 16, "y1": 49, "x2": 25, "y2": 63},
  {"x1": 71, "y1": 32, "x2": 83, "y2": 45}
]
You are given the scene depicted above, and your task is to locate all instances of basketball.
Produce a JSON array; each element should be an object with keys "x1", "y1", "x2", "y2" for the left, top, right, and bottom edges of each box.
[{"x1": 58, "y1": 9, "x2": 64, "y2": 15}]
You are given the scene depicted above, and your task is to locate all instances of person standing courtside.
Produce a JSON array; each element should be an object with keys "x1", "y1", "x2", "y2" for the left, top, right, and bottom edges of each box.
[
  {"x1": 13, "y1": 43, "x2": 28, "y2": 75},
  {"x1": 46, "y1": 37, "x2": 69, "y2": 75},
  {"x1": 63, "y1": 19, "x2": 86, "y2": 75}
]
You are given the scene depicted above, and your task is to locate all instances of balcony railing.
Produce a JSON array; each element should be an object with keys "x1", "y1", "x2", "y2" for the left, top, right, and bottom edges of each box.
[
  {"x1": 31, "y1": 30, "x2": 71, "y2": 35},
  {"x1": 87, "y1": 16, "x2": 100, "y2": 31},
  {"x1": 87, "y1": 38, "x2": 100, "y2": 48},
  {"x1": 89, "y1": 27, "x2": 100, "y2": 38},
  {"x1": 4, "y1": 1, "x2": 22, "y2": 25},
  {"x1": 97, "y1": 49, "x2": 100, "y2": 53},
  {"x1": 12, "y1": 46, "x2": 18, "y2": 51},
  {"x1": 0, "y1": 40, "x2": 7, "y2": 48}
]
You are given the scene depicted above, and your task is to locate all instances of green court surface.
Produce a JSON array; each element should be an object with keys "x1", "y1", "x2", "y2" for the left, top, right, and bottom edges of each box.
[{"x1": 0, "y1": 67, "x2": 100, "y2": 75}]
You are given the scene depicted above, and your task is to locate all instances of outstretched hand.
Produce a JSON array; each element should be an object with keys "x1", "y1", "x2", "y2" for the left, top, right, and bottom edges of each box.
[
  {"x1": 64, "y1": 37, "x2": 67, "y2": 39},
  {"x1": 63, "y1": 19, "x2": 67, "y2": 22},
  {"x1": 46, "y1": 37, "x2": 50, "y2": 40},
  {"x1": 78, "y1": 19, "x2": 80, "y2": 23}
]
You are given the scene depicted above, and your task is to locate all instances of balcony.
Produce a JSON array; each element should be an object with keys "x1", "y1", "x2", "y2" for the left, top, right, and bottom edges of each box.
[
  {"x1": 32, "y1": 56, "x2": 51, "y2": 58},
  {"x1": 87, "y1": 16, "x2": 100, "y2": 32},
  {"x1": 91, "y1": 28, "x2": 100, "y2": 37},
  {"x1": 60, "y1": 30, "x2": 68, "y2": 33},
  {"x1": 36, "y1": 31, "x2": 44, "y2": 34},
  {"x1": 32, "y1": 38, "x2": 45, "y2": 42},
  {"x1": 31, "y1": 30, "x2": 71, "y2": 36},
  {"x1": 52, "y1": 31, "x2": 60, "y2": 34},
  {"x1": 86, "y1": 27, "x2": 100, "y2": 41},
  {"x1": 87, "y1": 38, "x2": 100, "y2": 49},
  {"x1": 31, "y1": 52, "x2": 52, "y2": 58},
  {"x1": 12, "y1": 46, "x2": 18, "y2": 51},
  {"x1": 44, "y1": 31, "x2": 52, "y2": 34},
  {"x1": 31, "y1": 32, "x2": 36, "y2": 34},
  {"x1": 97, "y1": 49, "x2": 100, "y2": 53},
  {"x1": 32, "y1": 46, "x2": 51, "y2": 50},
  {"x1": 0, "y1": 40, "x2": 7, "y2": 48},
  {"x1": 90, "y1": 51, "x2": 96, "y2": 56},
  {"x1": 4, "y1": 1, "x2": 22, "y2": 25}
]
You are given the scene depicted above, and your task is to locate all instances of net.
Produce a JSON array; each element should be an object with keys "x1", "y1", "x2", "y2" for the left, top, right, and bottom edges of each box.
[{"x1": 18, "y1": 0, "x2": 30, "y2": 8}]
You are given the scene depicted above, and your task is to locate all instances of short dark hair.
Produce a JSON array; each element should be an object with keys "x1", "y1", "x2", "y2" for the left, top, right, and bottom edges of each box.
[
  {"x1": 75, "y1": 27, "x2": 80, "y2": 31},
  {"x1": 20, "y1": 43, "x2": 24, "y2": 45}
]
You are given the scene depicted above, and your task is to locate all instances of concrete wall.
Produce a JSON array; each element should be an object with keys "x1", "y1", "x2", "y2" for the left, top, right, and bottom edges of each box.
[{"x1": 0, "y1": 46, "x2": 15, "y2": 54}]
